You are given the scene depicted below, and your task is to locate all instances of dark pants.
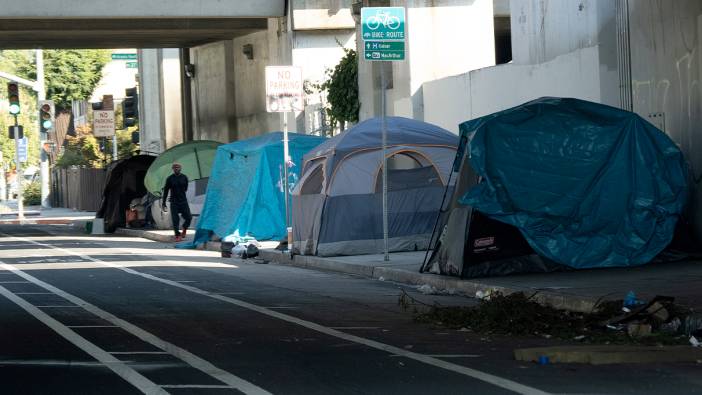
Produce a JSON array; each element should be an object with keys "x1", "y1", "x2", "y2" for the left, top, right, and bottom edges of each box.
[{"x1": 170, "y1": 201, "x2": 192, "y2": 235}]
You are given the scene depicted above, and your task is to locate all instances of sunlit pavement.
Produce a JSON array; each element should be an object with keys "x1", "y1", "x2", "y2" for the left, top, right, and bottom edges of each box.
[{"x1": 0, "y1": 224, "x2": 700, "y2": 395}]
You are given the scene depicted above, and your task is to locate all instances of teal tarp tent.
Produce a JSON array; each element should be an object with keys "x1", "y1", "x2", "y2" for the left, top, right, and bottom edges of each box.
[{"x1": 193, "y1": 132, "x2": 326, "y2": 244}]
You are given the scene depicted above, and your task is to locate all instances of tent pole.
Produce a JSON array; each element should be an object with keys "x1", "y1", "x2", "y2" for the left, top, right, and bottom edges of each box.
[{"x1": 381, "y1": 64, "x2": 389, "y2": 262}]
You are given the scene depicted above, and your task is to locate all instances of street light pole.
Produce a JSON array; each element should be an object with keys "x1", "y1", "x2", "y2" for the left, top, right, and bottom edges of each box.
[{"x1": 36, "y1": 49, "x2": 51, "y2": 208}]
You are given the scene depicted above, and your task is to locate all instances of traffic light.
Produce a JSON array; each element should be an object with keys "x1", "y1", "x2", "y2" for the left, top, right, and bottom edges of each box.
[
  {"x1": 7, "y1": 82, "x2": 20, "y2": 115},
  {"x1": 123, "y1": 87, "x2": 138, "y2": 128},
  {"x1": 38, "y1": 100, "x2": 55, "y2": 138}
]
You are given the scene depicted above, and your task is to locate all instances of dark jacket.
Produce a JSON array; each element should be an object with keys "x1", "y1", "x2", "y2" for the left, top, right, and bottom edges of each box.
[{"x1": 162, "y1": 173, "x2": 189, "y2": 205}]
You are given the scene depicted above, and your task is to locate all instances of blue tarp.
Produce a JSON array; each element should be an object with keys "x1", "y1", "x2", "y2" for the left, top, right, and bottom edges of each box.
[
  {"x1": 459, "y1": 97, "x2": 689, "y2": 269},
  {"x1": 188, "y1": 132, "x2": 326, "y2": 246}
]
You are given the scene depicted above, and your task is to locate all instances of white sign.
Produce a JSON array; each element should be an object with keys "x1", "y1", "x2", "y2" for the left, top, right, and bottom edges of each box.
[
  {"x1": 265, "y1": 66, "x2": 303, "y2": 113},
  {"x1": 93, "y1": 110, "x2": 115, "y2": 137},
  {"x1": 18, "y1": 137, "x2": 27, "y2": 163}
]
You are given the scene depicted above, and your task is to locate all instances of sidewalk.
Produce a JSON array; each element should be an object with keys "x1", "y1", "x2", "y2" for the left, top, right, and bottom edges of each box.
[
  {"x1": 0, "y1": 203, "x2": 94, "y2": 226},
  {"x1": 112, "y1": 228, "x2": 702, "y2": 313},
  {"x1": 258, "y1": 249, "x2": 702, "y2": 313}
]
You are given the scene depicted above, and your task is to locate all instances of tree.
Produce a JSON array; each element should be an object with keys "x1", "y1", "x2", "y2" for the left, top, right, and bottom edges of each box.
[
  {"x1": 319, "y1": 48, "x2": 359, "y2": 132},
  {"x1": 7, "y1": 50, "x2": 111, "y2": 111}
]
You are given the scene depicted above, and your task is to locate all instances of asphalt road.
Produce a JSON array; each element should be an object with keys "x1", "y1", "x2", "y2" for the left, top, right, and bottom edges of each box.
[{"x1": 0, "y1": 224, "x2": 700, "y2": 395}]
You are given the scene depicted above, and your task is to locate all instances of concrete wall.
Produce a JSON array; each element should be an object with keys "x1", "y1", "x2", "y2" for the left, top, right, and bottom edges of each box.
[
  {"x1": 160, "y1": 49, "x2": 184, "y2": 149},
  {"x1": 189, "y1": 2, "x2": 356, "y2": 142},
  {"x1": 137, "y1": 49, "x2": 164, "y2": 153},
  {"x1": 626, "y1": 0, "x2": 702, "y2": 236},
  {"x1": 358, "y1": 0, "x2": 497, "y2": 121},
  {"x1": 190, "y1": 41, "x2": 237, "y2": 143},
  {"x1": 424, "y1": 45, "x2": 603, "y2": 134},
  {"x1": 0, "y1": 0, "x2": 285, "y2": 17}
]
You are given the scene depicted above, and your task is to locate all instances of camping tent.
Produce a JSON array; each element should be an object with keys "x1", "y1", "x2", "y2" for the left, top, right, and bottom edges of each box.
[
  {"x1": 96, "y1": 155, "x2": 156, "y2": 233},
  {"x1": 143, "y1": 140, "x2": 222, "y2": 229},
  {"x1": 292, "y1": 117, "x2": 458, "y2": 257},
  {"x1": 144, "y1": 140, "x2": 221, "y2": 196},
  {"x1": 193, "y1": 132, "x2": 326, "y2": 244},
  {"x1": 422, "y1": 97, "x2": 689, "y2": 278}
]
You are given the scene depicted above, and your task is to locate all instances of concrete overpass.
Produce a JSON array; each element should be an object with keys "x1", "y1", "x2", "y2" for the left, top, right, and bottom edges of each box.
[{"x1": 0, "y1": 0, "x2": 284, "y2": 48}]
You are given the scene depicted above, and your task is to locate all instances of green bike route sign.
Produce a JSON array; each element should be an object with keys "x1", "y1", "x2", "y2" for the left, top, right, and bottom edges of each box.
[
  {"x1": 364, "y1": 41, "x2": 405, "y2": 61},
  {"x1": 361, "y1": 7, "x2": 406, "y2": 62}
]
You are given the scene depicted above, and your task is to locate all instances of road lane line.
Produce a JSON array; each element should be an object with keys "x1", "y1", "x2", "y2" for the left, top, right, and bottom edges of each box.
[
  {"x1": 0, "y1": 284, "x2": 167, "y2": 395},
  {"x1": 0, "y1": 261, "x2": 271, "y2": 395},
  {"x1": 8, "y1": 233, "x2": 550, "y2": 395}
]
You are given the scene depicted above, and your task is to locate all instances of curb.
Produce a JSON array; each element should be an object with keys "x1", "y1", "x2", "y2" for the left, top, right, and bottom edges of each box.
[
  {"x1": 112, "y1": 228, "x2": 602, "y2": 314},
  {"x1": 258, "y1": 250, "x2": 601, "y2": 313},
  {"x1": 515, "y1": 345, "x2": 702, "y2": 364},
  {"x1": 0, "y1": 218, "x2": 91, "y2": 227}
]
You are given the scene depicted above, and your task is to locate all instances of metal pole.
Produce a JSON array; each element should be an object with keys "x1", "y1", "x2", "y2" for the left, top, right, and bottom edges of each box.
[
  {"x1": 112, "y1": 134, "x2": 118, "y2": 161},
  {"x1": 37, "y1": 49, "x2": 50, "y2": 208},
  {"x1": 381, "y1": 65, "x2": 389, "y2": 261},
  {"x1": 13, "y1": 118, "x2": 24, "y2": 221},
  {"x1": 282, "y1": 112, "x2": 291, "y2": 247}
]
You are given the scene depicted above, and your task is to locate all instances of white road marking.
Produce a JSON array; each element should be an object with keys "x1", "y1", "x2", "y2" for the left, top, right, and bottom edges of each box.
[
  {"x1": 7, "y1": 233, "x2": 551, "y2": 395},
  {"x1": 0, "y1": 260, "x2": 271, "y2": 395},
  {"x1": 0, "y1": 284, "x2": 167, "y2": 395}
]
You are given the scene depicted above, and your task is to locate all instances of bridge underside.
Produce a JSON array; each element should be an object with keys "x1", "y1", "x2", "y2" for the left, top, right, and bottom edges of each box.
[{"x1": 0, "y1": 18, "x2": 270, "y2": 49}]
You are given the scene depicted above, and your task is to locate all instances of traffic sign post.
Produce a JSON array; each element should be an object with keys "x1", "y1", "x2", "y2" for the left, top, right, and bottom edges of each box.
[
  {"x1": 265, "y1": 66, "x2": 304, "y2": 249},
  {"x1": 361, "y1": 7, "x2": 407, "y2": 262}
]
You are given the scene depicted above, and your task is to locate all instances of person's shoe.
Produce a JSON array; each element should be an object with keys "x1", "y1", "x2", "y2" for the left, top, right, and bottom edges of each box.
[
  {"x1": 174, "y1": 234, "x2": 183, "y2": 242},
  {"x1": 181, "y1": 227, "x2": 188, "y2": 238}
]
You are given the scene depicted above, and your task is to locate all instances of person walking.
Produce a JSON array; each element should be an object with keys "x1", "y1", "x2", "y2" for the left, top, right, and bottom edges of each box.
[{"x1": 162, "y1": 162, "x2": 191, "y2": 242}]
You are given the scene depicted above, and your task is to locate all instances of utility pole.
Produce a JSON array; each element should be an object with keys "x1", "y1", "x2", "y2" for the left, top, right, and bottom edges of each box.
[{"x1": 36, "y1": 49, "x2": 50, "y2": 208}]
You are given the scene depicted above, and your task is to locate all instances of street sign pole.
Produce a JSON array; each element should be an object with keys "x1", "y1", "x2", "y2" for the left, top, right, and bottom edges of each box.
[
  {"x1": 380, "y1": 66, "x2": 389, "y2": 262},
  {"x1": 265, "y1": 66, "x2": 303, "y2": 251},
  {"x1": 282, "y1": 111, "x2": 290, "y2": 244},
  {"x1": 362, "y1": 6, "x2": 406, "y2": 262}
]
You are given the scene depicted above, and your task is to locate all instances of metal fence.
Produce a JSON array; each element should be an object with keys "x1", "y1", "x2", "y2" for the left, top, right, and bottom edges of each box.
[{"x1": 52, "y1": 167, "x2": 107, "y2": 212}]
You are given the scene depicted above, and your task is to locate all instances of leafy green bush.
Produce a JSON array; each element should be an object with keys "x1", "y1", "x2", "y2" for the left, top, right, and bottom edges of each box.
[{"x1": 23, "y1": 181, "x2": 41, "y2": 206}]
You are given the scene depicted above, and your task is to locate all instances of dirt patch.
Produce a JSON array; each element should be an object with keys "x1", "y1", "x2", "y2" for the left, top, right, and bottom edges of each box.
[{"x1": 400, "y1": 291, "x2": 693, "y2": 345}]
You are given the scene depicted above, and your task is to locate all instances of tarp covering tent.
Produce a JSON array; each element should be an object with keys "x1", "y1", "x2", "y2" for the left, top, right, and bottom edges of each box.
[
  {"x1": 192, "y1": 132, "x2": 326, "y2": 244},
  {"x1": 144, "y1": 140, "x2": 221, "y2": 196},
  {"x1": 422, "y1": 97, "x2": 689, "y2": 278},
  {"x1": 292, "y1": 117, "x2": 458, "y2": 257},
  {"x1": 144, "y1": 140, "x2": 222, "y2": 229},
  {"x1": 96, "y1": 155, "x2": 156, "y2": 233}
]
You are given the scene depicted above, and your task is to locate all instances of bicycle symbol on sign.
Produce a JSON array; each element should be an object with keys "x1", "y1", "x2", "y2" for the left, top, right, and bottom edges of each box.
[{"x1": 365, "y1": 10, "x2": 401, "y2": 30}]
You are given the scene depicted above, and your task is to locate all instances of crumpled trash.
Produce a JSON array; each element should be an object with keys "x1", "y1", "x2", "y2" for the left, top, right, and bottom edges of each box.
[
  {"x1": 417, "y1": 284, "x2": 439, "y2": 295},
  {"x1": 690, "y1": 336, "x2": 700, "y2": 347},
  {"x1": 475, "y1": 289, "x2": 496, "y2": 301},
  {"x1": 232, "y1": 242, "x2": 260, "y2": 259},
  {"x1": 660, "y1": 317, "x2": 682, "y2": 334},
  {"x1": 683, "y1": 315, "x2": 702, "y2": 337},
  {"x1": 624, "y1": 291, "x2": 646, "y2": 307}
]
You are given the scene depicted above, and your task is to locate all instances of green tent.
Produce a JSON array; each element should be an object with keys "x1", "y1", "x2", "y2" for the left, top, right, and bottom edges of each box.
[{"x1": 144, "y1": 140, "x2": 223, "y2": 196}]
